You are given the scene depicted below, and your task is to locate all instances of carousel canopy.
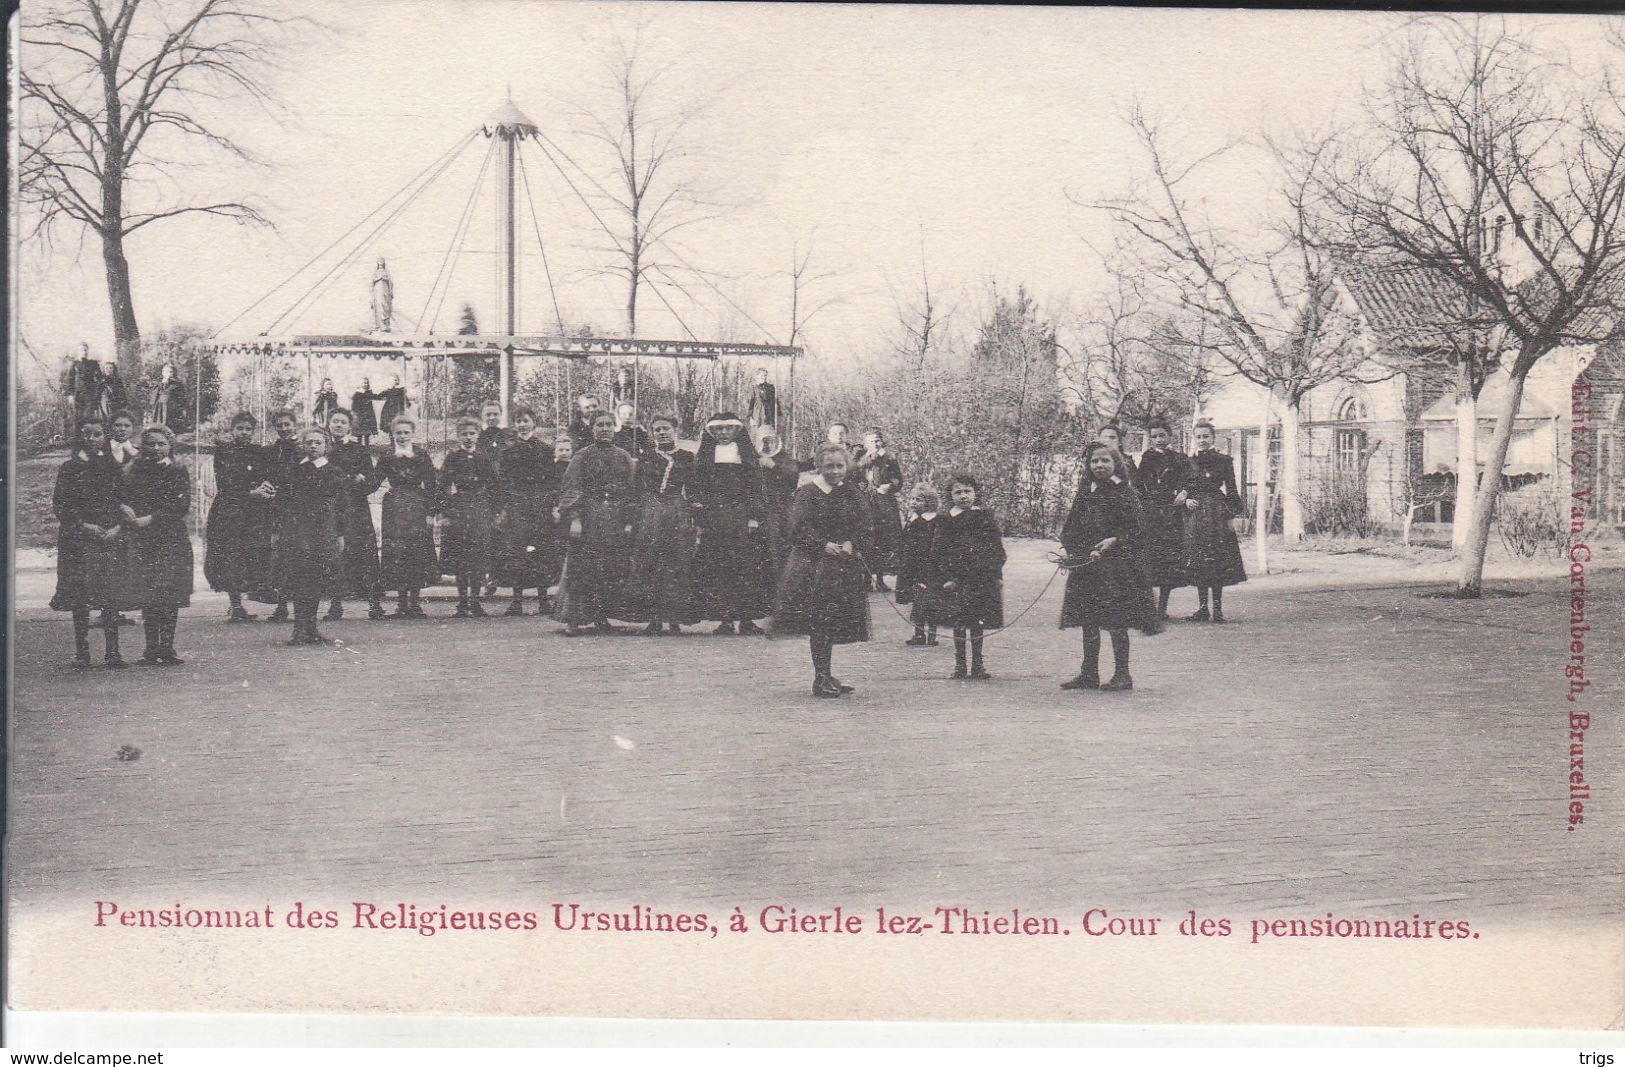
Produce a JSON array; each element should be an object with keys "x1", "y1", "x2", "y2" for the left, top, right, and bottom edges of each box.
[{"x1": 205, "y1": 334, "x2": 802, "y2": 362}]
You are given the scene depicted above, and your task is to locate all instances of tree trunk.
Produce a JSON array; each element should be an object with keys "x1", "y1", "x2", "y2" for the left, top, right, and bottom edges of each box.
[
  {"x1": 1457, "y1": 364, "x2": 1529, "y2": 596},
  {"x1": 1452, "y1": 359, "x2": 1478, "y2": 552},
  {"x1": 1281, "y1": 394, "x2": 1304, "y2": 542},
  {"x1": 101, "y1": 226, "x2": 142, "y2": 378},
  {"x1": 1254, "y1": 390, "x2": 1272, "y2": 574}
]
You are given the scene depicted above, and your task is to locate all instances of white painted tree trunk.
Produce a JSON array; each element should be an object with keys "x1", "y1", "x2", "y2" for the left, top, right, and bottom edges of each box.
[
  {"x1": 1254, "y1": 389, "x2": 1272, "y2": 574},
  {"x1": 1458, "y1": 366, "x2": 1529, "y2": 596},
  {"x1": 1452, "y1": 359, "x2": 1478, "y2": 553},
  {"x1": 1280, "y1": 395, "x2": 1304, "y2": 543}
]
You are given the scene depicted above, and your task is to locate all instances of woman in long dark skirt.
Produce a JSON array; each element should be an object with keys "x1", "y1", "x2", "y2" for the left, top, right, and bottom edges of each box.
[
  {"x1": 376, "y1": 415, "x2": 440, "y2": 619},
  {"x1": 926, "y1": 474, "x2": 1006, "y2": 681},
  {"x1": 853, "y1": 427, "x2": 903, "y2": 591},
  {"x1": 554, "y1": 412, "x2": 636, "y2": 636},
  {"x1": 120, "y1": 425, "x2": 194, "y2": 666},
  {"x1": 438, "y1": 416, "x2": 499, "y2": 618},
  {"x1": 691, "y1": 413, "x2": 773, "y2": 635},
  {"x1": 1182, "y1": 420, "x2": 1248, "y2": 622},
  {"x1": 259, "y1": 408, "x2": 303, "y2": 623},
  {"x1": 771, "y1": 443, "x2": 873, "y2": 698},
  {"x1": 323, "y1": 409, "x2": 385, "y2": 621},
  {"x1": 624, "y1": 414, "x2": 699, "y2": 635},
  {"x1": 51, "y1": 416, "x2": 135, "y2": 667},
  {"x1": 268, "y1": 426, "x2": 347, "y2": 645},
  {"x1": 754, "y1": 425, "x2": 801, "y2": 581},
  {"x1": 1135, "y1": 417, "x2": 1194, "y2": 620},
  {"x1": 492, "y1": 408, "x2": 553, "y2": 615},
  {"x1": 896, "y1": 483, "x2": 941, "y2": 647},
  {"x1": 205, "y1": 412, "x2": 276, "y2": 622},
  {"x1": 1058, "y1": 443, "x2": 1158, "y2": 693}
]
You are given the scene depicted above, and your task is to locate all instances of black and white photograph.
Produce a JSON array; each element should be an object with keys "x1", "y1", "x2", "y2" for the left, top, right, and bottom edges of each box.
[{"x1": 7, "y1": 0, "x2": 1624, "y2": 1046}]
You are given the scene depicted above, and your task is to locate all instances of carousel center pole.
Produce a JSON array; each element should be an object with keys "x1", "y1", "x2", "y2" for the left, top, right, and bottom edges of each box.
[{"x1": 482, "y1": 94, "x2": 537, "y2": 425}]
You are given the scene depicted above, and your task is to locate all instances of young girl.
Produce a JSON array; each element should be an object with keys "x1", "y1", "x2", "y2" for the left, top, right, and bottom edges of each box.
[
  {"x1": 554, "y1": 412, "x2": 636, "y2": 636},
  {"x1": 926, "y1": 475, "x2": 1006, "y2": 680},
  {"x1": 771, "y1": 443, "x2": 873, "y2": 697},
  {"x1": 537, "y1": 435, "x2": 575, "y2": 606},
  {"x1": 51, "y1": 417, "x2": 132, "y2": 667},
  {"x1": 204, "y1": 412, "x2": 275, "y2": 622},
  {"x1": 1135, "y1": 417, "x2": 1193, "y2": 620},
  {"x1": 895, "y1": 483, "x2": 941, "y2": 647},
  {"x1": 438, "y1": 416, "x2": 498, "y2": 618},
  {"x1": 120, "y1": 425, "x2": 193, "y2": 665},
  {"x1": 1058, "y1": 443, "x2": 1158, "y2": 692},
  {"x1": 853, "y1": 427, "x2": 903, "y2": 591},
  {"x1": 106, "y1": 409, "x2": 140, "y2": 471},
  {"x1": 625, "y1": 414, "x2": 699, "y2": 635},
  {"x1": 376, "y1": 415, "x2": 439, "y2": 619},
  {"x1": 492, "y1": 407, "x2": 552, "y2": 615},
  {"x1": 324, "y1": 409, "x2": 385, "y2": 621},
  {"x1": 268, "y1": 426, "x2": 346, "y2": 645},
  {"x1": 754, "y1": 425, "x2": 800, "y2": 578},
  {"x1": 1096, "y1": 422, "x2": 1137, "y2": 487},
  {"x1": 1183, "y1": 420, "x2": 1248, "y2": 622},
  {"x1": 260, "y1": 408, "x2": 302, "y2": 623}
]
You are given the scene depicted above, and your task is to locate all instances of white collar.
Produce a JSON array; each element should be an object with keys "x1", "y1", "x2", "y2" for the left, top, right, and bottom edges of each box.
[
  {"x1": 713, "y1": 442, "x2": 741, "y2": 464},
  {"x1": 111, "y1": 440, "x2": 133, "y2": 456},
  {"x1": 302, "y1": 456, "x2": 328, "y2": 468},
  {"x1": 917, "y1": 510, "x2": 937, "y2": 521},
  {"x1": 77, "y1": 449, "x2": 92, "y2": 462},
  {"x1": 811, "y1": 475, "x2": 835, "y2": 494},
  {"x1": 394, "y1": 446, "x2": 415, "y2": 458},
  {"x1": 949, "y1": 505, "x2": 964, "y2": 516},
  {"x1": 156, "y1": 457, "x2": 172, "y2": 467}
]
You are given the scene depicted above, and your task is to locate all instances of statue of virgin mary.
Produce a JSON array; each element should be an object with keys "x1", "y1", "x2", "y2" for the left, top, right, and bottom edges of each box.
[{"x1": 371, "y1": 257, "x2": 394, "y2": 333}]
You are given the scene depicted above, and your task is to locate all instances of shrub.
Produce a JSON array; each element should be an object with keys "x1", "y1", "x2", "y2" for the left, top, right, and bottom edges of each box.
[{"x1": 1493, "y1": 481, "x2": 1572, "y2": 558}]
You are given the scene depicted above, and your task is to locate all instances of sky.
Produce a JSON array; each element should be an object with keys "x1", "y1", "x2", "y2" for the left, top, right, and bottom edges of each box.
[{"x1": 14, "y1": 2, "x2": 1607, "y2": 390}]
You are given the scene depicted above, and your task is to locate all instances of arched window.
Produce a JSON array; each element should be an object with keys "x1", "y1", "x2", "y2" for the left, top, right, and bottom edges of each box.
[{"x1": 1337, "y1": 395, "x2": 1368, "y2": 422}]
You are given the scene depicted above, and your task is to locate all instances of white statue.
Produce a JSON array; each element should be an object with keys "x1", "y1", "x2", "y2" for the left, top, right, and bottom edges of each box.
[{"x1": 371, "y1": 257, "x2": 394, "y2": 333}]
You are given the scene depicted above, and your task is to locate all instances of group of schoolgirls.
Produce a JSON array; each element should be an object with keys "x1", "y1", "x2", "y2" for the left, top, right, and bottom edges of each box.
[{"x1": 51, "y1": 414, "x2": 194, "y2": 667}]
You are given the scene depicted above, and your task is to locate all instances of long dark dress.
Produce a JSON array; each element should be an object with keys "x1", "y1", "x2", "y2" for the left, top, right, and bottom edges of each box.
[
  {"x1": 1183, "y1": 450, "x2": 1248, "y2": 588},
  {"x1": 477, "y1": 426, "x2": 513, "y2": 467},
  {"x1": 377, "y1": 386, "x2": 408, "y2": 429},
  {"x1": 771, "y1": 480, "x2": 873, "y2": 643},
  {"x1": 926, "y1": 507, "x2": 1006, "y2": 629},
  {"x1": 622, "y1": 447, "x2": 700, "y2": 624},
  {"x1": 437, "y1": 447, "x2": 498, "y2": 583},
  {"x1": 267, "y1": 459, "x2": 346, "y2": 601},
  {"x1": 148, "y1": 379, "x2": 190, "y2": 432},
  {"x1": 553, "y1": 442, "x2": 636, "y2": 625},
  {"x1": 377, "y1": 448, "x2": 440, "y2": 589},
  {"x1": 492, "y1": 436, "x2": 554, "y2": 588},
  {"x1": 895, "y1": 513, "x2": 938, "y2": 624},
  {"x1": 1135, "y1": 449, "x2": 1193, "y2": 589},
  {"x1": 691, "y1": 449, "x2": 775, "y2": 622},
  {"x1": 51, "y1": 451, "x2": 135, "y2": 612},
  {"x1": 313, "y1": 390, "x2": 340, "y2": 425},
  {"x1": 854, "y1": 450, "x2": 903, "y2": 573},
  {"x1": 99, "y1": 373, "x2": 128, "y2": 419},
  {"x1": 121, "y1": 459, "x2": 194, "y2": 607},
  {"x1": 1058, "y1": 479, "x2": 1156, "y2": 633},
  {"x1": 351, "y1": 390, "x2": 379, "y2": 438},
  {"x1": 329, "y1": 440, "x2": 381, "y2": 596},
  {"x1": 536, "y1": 457, "x2": 571, "y2": 590},
  {"x1": 756, "y1": 454, "x2": 801, "y2": 577},
  {"x1": 205, "y1": 442, "x2": 274, "y2": 593}
]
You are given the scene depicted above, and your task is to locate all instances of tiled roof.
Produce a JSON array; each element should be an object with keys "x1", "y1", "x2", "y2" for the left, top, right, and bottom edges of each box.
[{"x1": 1337, "y1": 261, "x2": 1488, "y2": 350}]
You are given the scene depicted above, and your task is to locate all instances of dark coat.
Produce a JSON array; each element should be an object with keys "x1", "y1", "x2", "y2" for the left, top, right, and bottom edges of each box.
[
  {"x1": 51, "y1": 450, "x2": 136, "y2": 612},
  {"x1": 329, "y1": 440, "x2": 381, "y2": 595},
  {"x1": 492, "y1": 436, "x2": 555, "y2": 588},
  {"x1": 148, "y1": 379, "x2": 190, "y2": 433},
  {"x1": 1183, "y1": 450, "x2": 1248, "y2": 587},
  {"x1": 613, "y1": 425, "x2": 653, "y2": 456},
  {"x1": 266, "y1": 459, "x2": 346, "y2": 601},
  {"x1": 854, "y1": 449, "x2": 903, "y2": 572},
  {"x1": 204, "y1": 442, "x2": 275, "y2": 593},
  {"x1": 746, "y1": 382, "x2": 779, "y2": 427},
  {"x1": 756, "y1": 453, "x2": 801, "y2": 574},
  {"x1": 895, "y1": 513, "x2": 937, "y2": 609},
  {"x1": 376, "y1": 448, "x2": 440, "y2": 588},
  {"x1": 691, "y1": 441, "x2": 774, "y2": 621},
  {"x1": 121, "y1": 459, "x2": 194, "y2": 607},
  {"x1": 437, "y1": 447, "x2": 498, "y2": 581},
  {"x1": 623, "y1": 446, "x2": 700, "y2": 624},
  {"x1": 66, "y1": 360, "x2": 104, "y2": 420},
  {"x1": 1135, "y1": 449, "x2": 1194, "y2": 589},
  {"x1": 351, "y1": 390, "x2": 379, "y2": 436},
  {"x1": 553, "y1": 442, "x2": 636, "y2": 624},
  {"x1": 377, "y1": 386, "x2": 408, "y2": 429},
  {"x1": 1058, "y1": 478, "x2": 1156, "y2": 633},
  {"x1": 477, "y1": 426, "x2": 513, "y2": 467},
  {"x1": 771, "y1": 479, "x2": 873, "y2": 643},
  {"x1": 313, "y1": 390, "x2": 341, "y2": 425},
  {"x1": 99, "y1": 373, "x2": 129, "y2": 419},
  {"x1": 925, "y1": 507, "x2": 1006, "y2": 628}
]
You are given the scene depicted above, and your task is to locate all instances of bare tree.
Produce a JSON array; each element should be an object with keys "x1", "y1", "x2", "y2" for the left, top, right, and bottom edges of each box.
[
  {"x1": 19, "y1": 0, "x2": 297, "y2": 374},
  {"x1": 1071, "y1": 267, "x2": 1215, "y2": 432},
  {"x1": 887, "y1": 232, "x2": 949, "y2": 370},
  {"x1": 784, "y1": 234, "x2": 843, "y2": 347},
  {"x1": 1320, "y1": 15, "x2": 1625, "y2": 595},
  {"x1": 1085, "y1": 104, "x2": 1380, "y2": 543}
]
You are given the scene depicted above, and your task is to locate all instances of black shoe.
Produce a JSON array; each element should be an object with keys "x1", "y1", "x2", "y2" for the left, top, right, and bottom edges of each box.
[
  {"x1": 104, "y1": 655, "x2": 128, "y2": 670},
  {"x1": 591, "y1": 620, "x2": 617, "y2": 635},
  {"x1": 828, "y1": 676, "x2": 855, "y2": 694},
  {"x1": 118, "y1": 614, "x2": 136, "y2": 627},
  {"x1": 368, "y1": 604, "x2": 387, "y2": 620},
  {"x1": 949, "y1": 667, "x2": 967, "y2": 679},
  {"x1": 158, "y1": 651, "x2": 185, "y2": 665},
  {"x1": 738, "y1": 620, "x2": 764, "y2": 636},
  {"x1": 1211, "y1": 611, "x2": 1228, "y2": 624},
  {"x1": 72, "y1": 651, "x2": 92, "y2": 669},
  {"x1": 227, "y1": 607, "x2": 258, "y2": 623},
  {"x1": 268, "y1": 608, "x2": 290, "y2": 623},
  {"x1": 905, "y1": 634, "x2": 928, "y2": 646},
  {"x1": 1186, "y1": 608, "x2": 1210, "y2": 623},
  {"x1": 323, "y1": 605, "x2": 344, "y2": 622},
  {"x1": 926, "y1": 635, "x2": 939, "y2": 646},
  {"x1": 662, "y1": 623, "x2": 682, "y2": 636},
  {"x1": 1101, "y1": 670, "x2": 1133, "y2": 692},
  {"x1": 714, "y1": 621, "x2": 736, "y2": 635},
  {"x1": 453, "y1": 605, "x2": 471, "y2": 618},
  {"x1": 482, "y1": 582, "x2": 498, "y2": 597},
  {"x1": 137, "y1": 653, "x2": 163, "y2": 666},
  {"x1": 285, "y1": 633, "x2": 309, "y2": 647},
  {"x1": 505, "y1": 602, "x2": 526, "y2": 618},
  {"x1": 305, "y1": 630, "x2": 331, "y2": 645},
  {"x1": 405, "y1": 606, "x2": 428, "y2": 619},
  {"x1": 642, "y1": 621, "x2": 662, "y2": 636},
  {"x1": 968, "y1": 668, "x2": 992, "y2": 681},
  {"x1": 813, "y1": 677, "x2": 842, "y2": 698},
  {"x1": 564, "y1": 624, "x2": 582, "y2": 638},
  {"x1": 1060, "y1": 672, "x2": 1100, "y2": 691},
  {"x1": 874, "y1": 577, "x2": 891, "y2": 592},
  {"x1": 468, "y1": 601, "x2": 489, "y2": 618}
]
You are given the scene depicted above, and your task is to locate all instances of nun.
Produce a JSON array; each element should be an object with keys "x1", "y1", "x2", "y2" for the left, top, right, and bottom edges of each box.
[{"x1": 690, "y1": 412, "x2": 773, "y2": 635}]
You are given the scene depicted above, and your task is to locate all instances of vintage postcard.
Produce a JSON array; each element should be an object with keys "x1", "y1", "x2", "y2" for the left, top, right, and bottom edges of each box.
[{"x1": 7, "y1": 0, "x2": 1622, "y2": 1040}]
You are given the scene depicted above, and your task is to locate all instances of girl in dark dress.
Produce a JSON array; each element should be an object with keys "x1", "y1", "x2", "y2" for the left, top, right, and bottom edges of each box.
[
  {"x1": 772, "y1": 443, "x2": 873, "y2": 697},
  {"x1": 268, "y1": 427, "x2": 347, "y2": 646},
  {"x1": 625, "y1": 415, "x2": 700, "y2": 635},
  {"x1": 51, "y1": 417, "x2": 133, "y2": 667},
  {"x1": 1135, "y1": 418, "x2": 1194, "y2": 620},
  {"x1": 205, "y1": 412, "x2": 276, "y2": 622},
  {"x1": 536, "y1": 436, "x2": 574, "y2": 601},
  {"x1": 1182, "y1": 420, "x2": 1248, "y2": 622},
  {"x1": 376, "y1": 415, "x2": 439, "y2": 619},
  {"x1": 492, "y1": 408, "x2": 553, "y2": 615},
  {"x1": 754, "y1": 425, "x2": 801, "y2": 580},
  {"x1": 120, "y1": 426, "x2": 194, "y2": 666},
  {"x1": 438, "y1": 416, "x2": 499, "y2": 618},
  {"x1": 351, "y1": 377, "x2": 379, "y2": 445},
  {"x1": 313, "y1": 379, "x2": 340, "y2": 426},
  {"x1": 107, "y1": 410, "x2": 140, "y2": 472},
  {"x1": 926, "y1": 475, "x2": 1006, "y2": 681},
  {"x1": 1097, "y1": 423, "x2": 1138, "y2": 487},
  {"x1": 554, "y1": 412, "x2": 636, "y2": 636},
  {"x1": 691, "y1": 413, "x2": 773, "y2": 635},
  {"x1": 896, "y1": 483, "x2": 941, "y2": 647},
  {"x1": 1058, "y1": 443, "x2": 1157, "y2": 693},
  {"x1": 854, "y1": 427, "x2": 903, "y2": 591},
  {"x1": 323, "y1": 409, "x2": 385, "y2": 621},
  {"x1": 260, "y1": 409, "x2": 303, "y2": 623}
]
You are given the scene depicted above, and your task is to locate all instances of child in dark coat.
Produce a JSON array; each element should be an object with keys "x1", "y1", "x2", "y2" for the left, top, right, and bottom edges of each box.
[
  {"x1": 323, "y1": 409, "x2": 385, "y2": 621},
  {"x1": 926, "y1": 475, "x2": 1006, "y2": 680},
  {"x1": 120, "y1": 425, "x2": 194, "y2": 665},
  {"x1": 205, "y1": 412, "x2": 276, "y2": 622},
  {"x1": 51, "y1": 416, "x2": 134, "y2": 667},
  {"x1": 439, "y1": 416, "x2": 499, "y2": 617},
  {"x1": 376, "y1": 415, "x2": 440, "y2": 618},
  {"x1": 268, "y1": 426, "x2": 347, "y2": 645},
  {"x1": 1182, "y1": 420, "x2": 1248, "y2": 622},
  {"x1": 896, "y1": 483, "x2": 941, "y2": 647}
]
